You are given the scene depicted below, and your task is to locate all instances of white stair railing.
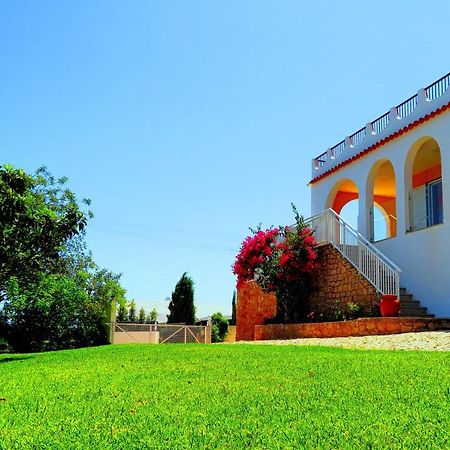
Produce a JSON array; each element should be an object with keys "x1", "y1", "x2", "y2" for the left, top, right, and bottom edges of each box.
[{"x1": 304, "y1": 209, "x2": 401, "y2": 297}]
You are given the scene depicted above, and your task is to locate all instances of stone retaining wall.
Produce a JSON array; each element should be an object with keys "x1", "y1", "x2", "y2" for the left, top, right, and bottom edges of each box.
[
  {"x1": 236, "y1": 281, "x2": 276, "y2": 341},
  {"x1": 308, "y1": 244, "x2": 380, "y2": 319},
  {"x1": 254, "y1": 318, "x2": 450, "y2": 340},
  {"x1": 236, "y1": 244, "x2": 381, "y2": 341}
]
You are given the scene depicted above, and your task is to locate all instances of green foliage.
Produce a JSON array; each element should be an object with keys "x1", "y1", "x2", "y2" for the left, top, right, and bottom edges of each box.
[
  {"x1": 138, "y1": 307, "x2": 146, "y2": 324},
  {"x1": 210, "y1": 312, "x2": 229, "y2": 343},
  {"x1": 0, "y1": 165, "x2": 126, "y2": 352},
  {"x1": 167, "y1": 273, "x2": 196, "y2": 325},
  {"x1": 234, "y1": 204, "x2": 318, "y2": 323},
  {"x1": 231, "y1": 291, "x2": 237, "y2": 325},
  {"x1": 0, "y1": 345, "x2": 449, "y2": 448},
  {"x1": 117, "y1": 303, "x2": 128, "y2": 322},
  {"x1": 309, "y1": 300, "x2": 381, "y2": 323},
  {"x1": 146, "y1": 308, "x2": 158, "y2": 324},
  {"x1": 0, "y1": 165, "x2": 89, "y2": 299},
  {"x1": 0, "y1": 274, "x2": 108, "y2": 352},
  {"x1": 128, "y1": 300, "x2": 137, "y2": 323}
]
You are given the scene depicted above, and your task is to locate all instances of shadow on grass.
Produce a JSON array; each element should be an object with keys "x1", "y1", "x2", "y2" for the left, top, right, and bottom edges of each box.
[{"x1": 0, "y1": 356, "x2": 33, "y2": 364}]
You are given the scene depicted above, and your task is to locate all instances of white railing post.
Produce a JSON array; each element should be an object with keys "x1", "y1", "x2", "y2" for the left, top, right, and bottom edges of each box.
[{"x1": 305, "y1": 209, "x2": 401, "y2": 296}]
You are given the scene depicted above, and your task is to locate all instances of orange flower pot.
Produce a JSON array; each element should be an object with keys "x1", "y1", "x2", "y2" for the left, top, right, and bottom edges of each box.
[{"x1": 380, "y1": 294, "x2": 400, "y2": 317}]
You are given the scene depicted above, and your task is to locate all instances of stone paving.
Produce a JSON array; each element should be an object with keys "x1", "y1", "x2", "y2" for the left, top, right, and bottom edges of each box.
[{"x1": 235, "y1": 331, "x2": 450, "y2": 351}]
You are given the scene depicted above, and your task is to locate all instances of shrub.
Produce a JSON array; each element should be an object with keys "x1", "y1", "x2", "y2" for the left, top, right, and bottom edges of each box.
[
  {"x1": 233, "y1": 205, "x2": 318, "y2": 322},
  {"x1": 211, "y1": 312, "x2": 229, "y2": 343},
  {"x1": 0, "y1": 274, "x2": 109, "y2": 353}
]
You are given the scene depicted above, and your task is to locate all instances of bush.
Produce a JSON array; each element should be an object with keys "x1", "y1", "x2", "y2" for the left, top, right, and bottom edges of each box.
[
  {"x1": 211, "y1": 312, "x2": 229, "y2": 343},
  {"x1": 0, "y1": 274, "x2": 109, "y2": 353},
  {"x1": 233, "y1": 204, "x2": 318, "y2": 323},
  {"x1": 308, "y1": 300, "x2": 381, "y2": 323}
]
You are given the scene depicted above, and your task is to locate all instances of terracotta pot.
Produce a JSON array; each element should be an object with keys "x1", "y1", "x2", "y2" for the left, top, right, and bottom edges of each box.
[{"x1": 380, "y1": 294, "x2": 400, "y2": 317}]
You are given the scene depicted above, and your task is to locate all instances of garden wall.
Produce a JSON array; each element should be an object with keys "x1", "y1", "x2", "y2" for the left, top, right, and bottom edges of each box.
[
  {"x1": 255, "y1": 317, "x2": 450, "y2": 340},
  {"x1": 224, "y1": 326, "x2": 236, "y2": 342},
  {"x1": 309, "y1": 244, "x2": 380, "y2": 319},
  {"x1": 236, "y1": 244, "x2": 381, "y2": 341},
  {"x1": 236, "y1": 281, "x2": 276, "y2": 341}
]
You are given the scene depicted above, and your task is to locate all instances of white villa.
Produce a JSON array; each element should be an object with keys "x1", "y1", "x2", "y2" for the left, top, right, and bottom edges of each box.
[{"x1": 309, "y1": 73, "x2": 450, "y2": 318}]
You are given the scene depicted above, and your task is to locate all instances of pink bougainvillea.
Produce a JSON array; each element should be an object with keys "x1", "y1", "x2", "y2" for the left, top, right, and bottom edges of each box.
[{"x1": 233, "y1": 205, "x2": 319, "y2": 322}]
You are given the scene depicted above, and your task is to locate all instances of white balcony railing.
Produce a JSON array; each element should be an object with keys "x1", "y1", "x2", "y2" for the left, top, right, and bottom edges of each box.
[
  {"x1": 305, "y1": 209, "x2": 401, "y2": 297},
  {"x1": 312, "y1": 72, "x2": 450, "y2": 178}
]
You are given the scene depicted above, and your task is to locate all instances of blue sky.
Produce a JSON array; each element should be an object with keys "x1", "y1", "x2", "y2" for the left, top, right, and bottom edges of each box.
[{"x1": 1, "y1": 1, "x2": 450, "y2": 318}]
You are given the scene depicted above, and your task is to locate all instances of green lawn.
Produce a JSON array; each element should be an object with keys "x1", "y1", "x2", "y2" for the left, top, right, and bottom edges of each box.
[{"x1": 0, "y1": 344, "x2": 449, "y2": 449}]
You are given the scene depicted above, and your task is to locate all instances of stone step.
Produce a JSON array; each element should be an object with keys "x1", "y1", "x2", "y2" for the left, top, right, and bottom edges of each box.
[
  {"x1": 398, "y1": 287, "x2": 434, "y2": 318},
  {"x1": 400, "y1": 313, "x2": 435, "y2": 318},
  {"x1": 400, "y1": 300, "x2": 421, "y2": 307},
  {"x1": 400, "y1": 308, "x2": 434, "y2": 316}
]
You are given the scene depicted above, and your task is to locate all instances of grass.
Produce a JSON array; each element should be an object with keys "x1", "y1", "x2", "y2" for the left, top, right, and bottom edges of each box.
[{"x1": 0, "y1": 344, "x2": 449, "y2": 449}]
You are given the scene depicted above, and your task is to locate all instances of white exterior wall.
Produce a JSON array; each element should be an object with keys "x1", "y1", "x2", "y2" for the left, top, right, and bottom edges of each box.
[{"x1": 310, "y1": 110, "x2": 450, "y2": 317}]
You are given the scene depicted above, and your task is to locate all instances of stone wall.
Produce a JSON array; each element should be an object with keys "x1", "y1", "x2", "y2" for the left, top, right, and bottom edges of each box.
[
  {"x1": 308, "y1": 244, "x2": 380, "y2": 320},
  {"x1": 236, "y1": 281, "x2": 276, "y2": 341},
  {"x1": 255, "y1": 318, "x2": 450, "y2": 340},
  {"x1": 236, "y1": 244, "x2": 382, "y2": 341}
]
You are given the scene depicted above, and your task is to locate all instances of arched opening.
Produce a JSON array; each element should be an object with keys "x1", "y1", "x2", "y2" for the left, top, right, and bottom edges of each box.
[
  {"x1": 406, "y1": 137, "x2": 443, "y2": 231},
  {"x1": 368, "y1": 160, "x2": 397, "y2": 241},
  {"x1": 326, "y1": 179, "x2": 359, "y2": 229}
]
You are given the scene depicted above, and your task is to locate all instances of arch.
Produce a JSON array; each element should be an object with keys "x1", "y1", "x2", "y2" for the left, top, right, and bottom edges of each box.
[
  {"x1": 326, "y1": 178, "x2": 359, "y2": 214},
  {"x1": 366, "y1": 159, "x2": 397, "y2": 241},
  {"x1": 326, "y1": 178, "x2": 359, "y2": 230},
  {"x1": 405, "y1": 136, "x2": 443, "y2": 231}
]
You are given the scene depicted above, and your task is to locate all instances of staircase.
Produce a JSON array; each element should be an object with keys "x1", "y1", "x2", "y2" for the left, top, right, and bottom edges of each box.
[
  {"x1": 305, "y1": 209, "x2": 433, "y2": 318},
  {"x1": 305, "y1": 209, "x2": 401, "y2": 297},
  {"x1": 399, "y1": 288, "x2": 434, "y2": 318}
]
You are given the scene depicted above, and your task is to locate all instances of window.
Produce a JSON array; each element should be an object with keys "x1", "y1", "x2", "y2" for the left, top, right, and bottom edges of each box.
[
  {"x1": 409, "y1": 177, "x2": 443, "y2": 230},
  {"x1": 427, "y1": 178, "x2": 443, "y2": 226}
]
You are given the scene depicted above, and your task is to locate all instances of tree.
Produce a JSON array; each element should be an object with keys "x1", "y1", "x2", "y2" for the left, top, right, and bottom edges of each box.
[
  {"x1": 0, "y1": 165, "x2": 127, "y2": 352},
  {"x1": 231, "y1": 290, "x2": 237, "y2": 325},
  {"x1": 138, "y1": 307, "x2": 146, "y2": 323},
  {"x1": 0, "y1": 165, "x2": 89, "y2": 300},
  {"x1": 146, "y1": 308, "x2": 158, "y2": 323},
  {"x1": 0, "y1": 274, "x2": 108, "y2": 353},
  {"x1": 211, "y1": 312, "x2": 229, "y2": 343},
  {"x1": 117, "y1": 303, "x2": 128, "y2": 322},
  {"x1": 128, "y1": 300, "x2": 137, "y2": 323},
  {"x1": 167, "y1": 273, "x2": 196, "y2": 324}
]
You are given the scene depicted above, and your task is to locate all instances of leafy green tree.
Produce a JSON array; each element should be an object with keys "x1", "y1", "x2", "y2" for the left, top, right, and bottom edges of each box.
[
  {"x1": 0, "y1": 165, "x2": 127, "y2": 351},
  {"x1": 146, "y1": 308, "x2": 158, "y2": 323},
  {"x1": 167, "y1": 273, "x2": 196, "y2": 324},
  {"x1": 0, "y1": 165, "x2": 89, "y2": 299},
  {"x1": 138, "y1": 307, "x2": 146, "y2": 323},
  {"x1": 211, "y1": 312, "x2": 229, "y2": 343},
  {"x1": 128, "y1": 300, "x2": 137, "y2": 323},
  {"x1": 231, "y1": 290, "x2": 237, "y2": 325},
  {"x1": 0, "y1": 274, "x2": 108, "y2": 353}
]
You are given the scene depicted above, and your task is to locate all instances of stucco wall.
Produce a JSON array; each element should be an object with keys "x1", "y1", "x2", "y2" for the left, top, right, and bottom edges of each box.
[
  {"x1": 310, "y1": 109, "x2": 450, "y2": 317},
  {"x1": 113, "y1": 330, "x2": 160, "y2": 344}
]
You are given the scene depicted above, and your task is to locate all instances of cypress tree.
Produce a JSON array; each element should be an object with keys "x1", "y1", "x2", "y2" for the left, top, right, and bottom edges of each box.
[
  {"x1": 231, "y1": 290, "x2": 237, "y2": 325},
  {"x1": 167, "y1": 273, "x2": 196, "y2": 324},
  {"x1": 128, "y1": 300, "x2": 137, "y2": 323},
  {"x1": 138, "y1": 307, "x2": 146, "y2": 323},
  {"x1": 117, "y1": 303, "x2": 128, "y2": 322}
]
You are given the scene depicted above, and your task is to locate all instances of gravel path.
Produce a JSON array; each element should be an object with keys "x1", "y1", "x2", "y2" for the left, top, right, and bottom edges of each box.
[{"x1": 234, "y1": 331, "x2": 450, "y2": 351}]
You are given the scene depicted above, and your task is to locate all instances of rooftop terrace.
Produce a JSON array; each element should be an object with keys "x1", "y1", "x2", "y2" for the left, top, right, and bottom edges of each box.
[{"x1": 311, "y1": 73, "x2": 450, "y2": 182}]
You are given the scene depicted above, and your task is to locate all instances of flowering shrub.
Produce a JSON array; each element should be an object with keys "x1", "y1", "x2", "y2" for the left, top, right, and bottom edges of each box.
[{"x1": 233, "y1": 205, "x2": 318, "y2": 322}]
